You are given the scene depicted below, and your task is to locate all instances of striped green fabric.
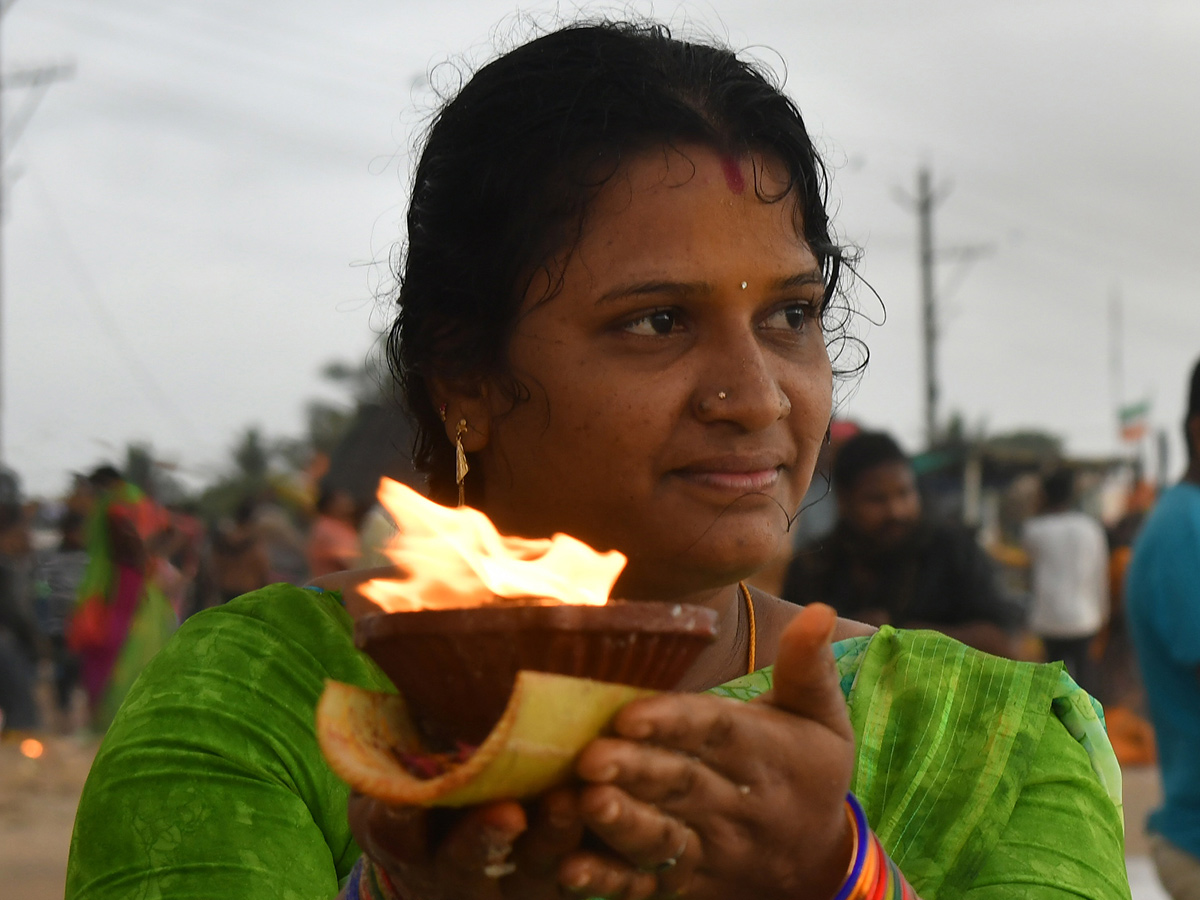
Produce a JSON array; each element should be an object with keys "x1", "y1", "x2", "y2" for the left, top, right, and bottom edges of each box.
[
  {"x1": 712, "y1": 626, "x2": 1129, "y2": 899},
  {"x1": 68, "y1": 588, "x2": 1128, "y2": 899}
]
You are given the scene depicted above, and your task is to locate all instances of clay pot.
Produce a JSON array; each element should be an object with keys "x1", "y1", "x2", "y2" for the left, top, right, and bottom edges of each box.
[{"x1": 354, "y1": 601, "x2": 718, "y2": 747}]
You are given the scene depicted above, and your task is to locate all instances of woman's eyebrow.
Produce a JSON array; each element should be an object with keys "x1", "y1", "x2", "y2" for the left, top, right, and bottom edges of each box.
[
  {"x1": 772, "y1": 270, "x2": 826, "y2": 291},
  {"x1": 597, "y1": 270, "x2": 824, "y2": 305},
  {"x1": 595, "y1": 280, "x2": 713, "y2": 304}
]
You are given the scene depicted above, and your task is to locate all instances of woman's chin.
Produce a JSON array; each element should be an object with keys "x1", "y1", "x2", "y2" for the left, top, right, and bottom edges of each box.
[{"x1": 619, "y1": 535, "x2": 789, "y2": 599}]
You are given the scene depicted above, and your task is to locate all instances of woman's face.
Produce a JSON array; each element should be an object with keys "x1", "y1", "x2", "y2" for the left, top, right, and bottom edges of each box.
[{"x1": 472, "y1": 144, "x2": 833, "y2": 599}]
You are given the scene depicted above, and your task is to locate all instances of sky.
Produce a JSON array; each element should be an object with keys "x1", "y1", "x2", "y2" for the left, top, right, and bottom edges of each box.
[{"x1": 3, "y1": 0, "x2": 1198, "y2": 496}]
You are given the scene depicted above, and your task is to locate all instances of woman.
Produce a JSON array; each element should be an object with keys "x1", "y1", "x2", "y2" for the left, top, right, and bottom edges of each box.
[
  {"x1": 68, "y1": 466, "x2": 177, "y2": 732},
  {"x1": 67, "y1": 21, "x2": 1128, "y2": 900}
]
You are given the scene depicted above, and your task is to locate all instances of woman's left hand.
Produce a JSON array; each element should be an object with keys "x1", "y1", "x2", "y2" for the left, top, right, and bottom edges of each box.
[{"x1": 567, "y1": 603, "x2": 856, "y2": 900}]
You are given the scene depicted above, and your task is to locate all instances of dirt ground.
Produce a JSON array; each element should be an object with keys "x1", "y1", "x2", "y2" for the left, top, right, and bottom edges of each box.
[
  {"x1": 0, "y1": 734, "x2": 98, "y2": 900},
  {"x1": 0, "y1": 729, "x2": 1168, "y2": 900}
]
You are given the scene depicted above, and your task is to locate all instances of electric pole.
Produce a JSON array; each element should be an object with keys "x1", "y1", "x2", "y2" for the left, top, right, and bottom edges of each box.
[
  {"x1": 895, "y1": 166, "x2": 993, "y2": 450},
  {"x1": 0, "y1": 0, "x2": 73, "y2": 462},
  {"x1": 917, "y1": 168, "x2": 938, "y2": 449},
  {"x1": 895, "y1": 167, "x2": 947, "y2": 449}
]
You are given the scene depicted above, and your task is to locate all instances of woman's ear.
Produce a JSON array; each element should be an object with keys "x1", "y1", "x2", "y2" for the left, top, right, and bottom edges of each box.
[{"x1": 429, "y1": 378, "x2": 492, "y2": 452}]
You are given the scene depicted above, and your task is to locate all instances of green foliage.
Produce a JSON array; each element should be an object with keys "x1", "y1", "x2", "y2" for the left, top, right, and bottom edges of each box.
[
  {"x1": 193, "y1": 354, "x2": 381, "y2": 520},
  {"x1": 983, "y1": 430, "x2": 1063, "y2": 462},
  {"x1": 232, "y1": 428, "x2": 271, "y2": 483}
]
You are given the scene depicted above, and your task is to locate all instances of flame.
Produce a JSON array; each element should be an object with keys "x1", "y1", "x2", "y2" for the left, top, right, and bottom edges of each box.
[
  {"x1": 361, "y1": 479, "x2": 626, "y2": 612},
  {"x1": 20, "y1": 738, "x2": 44, "y2": 759}
]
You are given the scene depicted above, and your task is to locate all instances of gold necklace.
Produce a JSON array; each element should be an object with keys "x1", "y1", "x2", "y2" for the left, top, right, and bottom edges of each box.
[{"x1": 738, "y1": 581, "x2": 756, "y2": 674}]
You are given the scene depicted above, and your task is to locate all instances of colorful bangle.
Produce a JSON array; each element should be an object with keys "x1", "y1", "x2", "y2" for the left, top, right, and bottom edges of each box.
[
  {"x1": 834, "y1": 793, "x2": 918, "y2": 900},
  {"x1": 342, "y1": 856, "x2": 404, "y2": 900}
]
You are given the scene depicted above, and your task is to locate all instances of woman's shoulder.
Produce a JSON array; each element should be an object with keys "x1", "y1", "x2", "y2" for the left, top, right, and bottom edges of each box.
[
  {"x1": 747, "y1": 588, "x2": 875, "y2": 665},
  {"x1": 69, "y1": 582, "x2": 381, "y2": 898},
  {"x1": 133, "y1": 582, "x2": 393, "y2": 711}
]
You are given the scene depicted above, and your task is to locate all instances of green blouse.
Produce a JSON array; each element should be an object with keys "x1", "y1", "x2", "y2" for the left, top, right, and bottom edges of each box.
[{"x1": 67, "y1": 584, "x2": 1129, "y2": 899}]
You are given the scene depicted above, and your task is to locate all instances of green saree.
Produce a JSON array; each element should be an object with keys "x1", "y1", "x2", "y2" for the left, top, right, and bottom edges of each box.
[{"x1": 66, "y1": 584, "x2": 1128, "y2": 899}]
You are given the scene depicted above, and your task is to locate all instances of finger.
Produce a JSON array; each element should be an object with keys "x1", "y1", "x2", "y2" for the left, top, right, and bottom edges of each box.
[
  {"x1": 511, "y1": 789, "x2": 584, "y2": 877},
  {"x1": 349, "y1": 794, "x2": 430, "y2": 868},
  {"x1": 762, "y1": 602, "x2": 853, "y2": 741},
  {"x1": 577, "y1": 737, "x2": 736, "y2": 813},
  {"x1": 609, "y1": 692, "x2": 751, "y2": 763},
  {"x1": 559, "y1": 850, "x2": 661, "y2": 900},
  {"x1": 436, "y1": 800, "x2": 528, "y2": 880},
  {"x1": 579, "y1": 784, "x2": 696, "y2": 878}
]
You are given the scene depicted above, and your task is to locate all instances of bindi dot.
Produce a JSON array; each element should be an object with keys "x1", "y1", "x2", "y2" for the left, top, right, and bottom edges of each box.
[{"x1": 720, "y1": 153, "x2": 746, "y2": 194}]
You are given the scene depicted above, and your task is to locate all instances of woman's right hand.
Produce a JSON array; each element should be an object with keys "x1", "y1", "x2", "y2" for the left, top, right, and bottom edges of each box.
[{"x1": 348, "y1": 787, "x2": 585, "y2": 900}]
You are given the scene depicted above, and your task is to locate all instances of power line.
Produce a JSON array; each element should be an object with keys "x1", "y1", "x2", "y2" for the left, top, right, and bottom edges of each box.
[
  {"x1": 25, "y1": 170, "x2": 203, "y2": 449},
  {"x1": 1, "y1": 0, "x2": 74, "y2": 463}
]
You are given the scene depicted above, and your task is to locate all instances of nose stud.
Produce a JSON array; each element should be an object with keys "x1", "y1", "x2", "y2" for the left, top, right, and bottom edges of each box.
[
  {"x1": 717, "y1": 391, "x2": 728, "y2": 400},
  {"x1": 740, "y1": 281, "x2": 747, "y2": 290}
]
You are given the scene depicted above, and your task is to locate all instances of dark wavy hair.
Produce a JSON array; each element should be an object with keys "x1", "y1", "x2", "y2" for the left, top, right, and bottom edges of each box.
[{"x1": 387, "y1": 20, "x2": 856, "y2": 504}]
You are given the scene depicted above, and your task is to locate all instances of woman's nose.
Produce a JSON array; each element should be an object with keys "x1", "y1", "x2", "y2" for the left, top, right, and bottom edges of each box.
[{"x1": 692, "y1": 335, "x2": 790, "y2": 430}]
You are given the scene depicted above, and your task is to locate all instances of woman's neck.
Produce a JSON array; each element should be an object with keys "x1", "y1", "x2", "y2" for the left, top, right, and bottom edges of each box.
[{"x1": 669, "y1": 582, "x2": 753, "y2": 692}]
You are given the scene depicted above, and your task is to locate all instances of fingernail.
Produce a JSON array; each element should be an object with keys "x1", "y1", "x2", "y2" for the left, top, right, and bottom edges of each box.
[
  {"x1": 565, "y1": 868, "x2": 589, "y2": 891},
  {"x1": 592, "y1": 763, "x2": 618, "y2": 782}
]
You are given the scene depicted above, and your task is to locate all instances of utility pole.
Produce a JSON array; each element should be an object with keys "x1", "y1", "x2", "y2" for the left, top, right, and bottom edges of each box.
[
  {"x1": 916, "y1": 168, "x2": 938, "y2": 449},
  {"x1": 895, "y1": 167, "x2": 948, "y2": 449},
  {"x1": 895, "y1": 166, "x2": 993, "y2": 450},
  {"x1": 0, "y1": 0, "x2": 73, "y2": 462}
]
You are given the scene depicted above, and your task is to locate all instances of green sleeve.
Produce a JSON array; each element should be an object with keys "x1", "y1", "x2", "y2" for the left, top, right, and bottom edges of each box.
[
  {"x1": 66, "y1": 584, "x2": 393, "y2": 900},
  {"x1": 961, "y1": 711, "x2": 1129, "y2": 899}
]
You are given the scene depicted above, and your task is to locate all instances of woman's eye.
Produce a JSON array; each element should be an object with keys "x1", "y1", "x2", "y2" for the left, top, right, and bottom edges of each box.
[
  {"x1": 762, "y1": 303, "x2": 814, "y2": 333},
  {"x1": 624, "y1": 310, "x2": 679, "y2": 336}
]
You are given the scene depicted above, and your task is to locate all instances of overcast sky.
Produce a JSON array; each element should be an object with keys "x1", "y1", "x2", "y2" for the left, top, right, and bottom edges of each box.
[{"x1": 4, "y1": 0, "x2": 1198, "y2": 496}]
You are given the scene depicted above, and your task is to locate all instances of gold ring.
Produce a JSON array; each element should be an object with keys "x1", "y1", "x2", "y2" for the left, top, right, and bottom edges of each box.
[{"x1": 639, "y1": 834, "x2": 689, "y2": 875}]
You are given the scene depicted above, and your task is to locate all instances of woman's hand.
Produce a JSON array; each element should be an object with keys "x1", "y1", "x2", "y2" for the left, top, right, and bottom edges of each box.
[
  {"x1": 348, "y1": 788, "x2": 585, "y2": 900},
  {"x1": 568, "y1": 603, "x2": 856, "y2": 900}
]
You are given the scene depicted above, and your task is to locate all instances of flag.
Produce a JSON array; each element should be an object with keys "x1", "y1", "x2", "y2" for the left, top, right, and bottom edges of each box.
[{"x1": 1118, "y1": 399, "x2": 1151, "y2": 442}]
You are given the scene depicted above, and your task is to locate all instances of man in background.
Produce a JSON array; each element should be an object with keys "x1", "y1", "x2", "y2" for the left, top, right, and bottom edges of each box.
[
  {"x1": 210, "y1": 499, "x2": 271, "y2": 604},
  {"x1": 32, "y1": 510, "x2": 89, "y2": 727},
  {"x1": 1022, "y1": 468, "x2": 1109, "y2": 695},
  {"x1": 781, "y1": 431, "x2": 1023, "y2": 657},
  {"x1": 1128, "y1": 356, "x2": 1200, "y2": 899}
]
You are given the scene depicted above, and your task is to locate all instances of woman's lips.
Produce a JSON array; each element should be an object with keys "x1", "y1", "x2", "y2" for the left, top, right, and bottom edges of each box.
[{"x1": 672, "y1": 463, "x2": 783, "y2": 493}]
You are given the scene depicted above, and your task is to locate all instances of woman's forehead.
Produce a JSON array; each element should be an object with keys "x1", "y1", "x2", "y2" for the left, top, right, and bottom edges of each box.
[
  {"x1": 577, "y1": 146, "x2": 809, "y2": 262},
  {"x1": 519, "y1": 144, "x2": 815, "y2": 310}
]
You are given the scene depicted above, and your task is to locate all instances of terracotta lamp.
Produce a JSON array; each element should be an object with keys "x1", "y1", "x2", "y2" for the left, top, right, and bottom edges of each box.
[{"x1": 316, "y1": 480, "x2": 717, "y2": 807}]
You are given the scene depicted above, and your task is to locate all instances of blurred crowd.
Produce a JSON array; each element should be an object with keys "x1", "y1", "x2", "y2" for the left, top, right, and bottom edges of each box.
[
  {"x1": 0, "y1": 432, "x2": 1161, "y2": 751},
  {"x1": 0, "y1": 403, "x2": 1181, "y2": 768},
  {"x1": 0, "y1": 466, "x2": 396, "y2": 735}
]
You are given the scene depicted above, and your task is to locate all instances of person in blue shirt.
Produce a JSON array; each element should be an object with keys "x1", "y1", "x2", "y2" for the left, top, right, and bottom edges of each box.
[{"x1": 1128, "y1": 355, "x2": 1200, "y2": 900}]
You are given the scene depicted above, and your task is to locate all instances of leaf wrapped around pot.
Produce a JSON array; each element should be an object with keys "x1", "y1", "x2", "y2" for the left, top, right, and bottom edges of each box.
[{"x1": 316, "y1": 670, "x2": 655, "y2": 807}]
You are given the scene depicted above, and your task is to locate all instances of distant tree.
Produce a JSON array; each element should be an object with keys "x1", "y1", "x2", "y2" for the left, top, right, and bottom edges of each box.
[
  {"x1": 319, "y1": 350, "x2": 391, "y2": 408},
  {"x1": 984, "y1": 429, "x2": 1063, "y2": 462},
  {"x1": 196, "y1": 349, "x2": 390, "y2": 519},
  {"x1": 232, "y1": 428, "x2": 270, "y2": 485},
  {"x1": 121, "y1": 441, "x2": 190, "y2": 505},
  {"x1": 124, "y1": 443, "x2": 156, "y2": 493}
]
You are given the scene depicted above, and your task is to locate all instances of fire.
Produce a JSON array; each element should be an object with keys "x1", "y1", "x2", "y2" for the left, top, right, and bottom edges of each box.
[
  {"x1": 20, "y1": 739, "x2": 44, "y2": 759},
  {"x1": 361, "y1": 479, "x2": 627, "y2": 613}
]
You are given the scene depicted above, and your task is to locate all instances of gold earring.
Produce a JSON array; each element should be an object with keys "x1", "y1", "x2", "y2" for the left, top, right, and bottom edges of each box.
[{"x1": 454, "y1": 418, "x2": 469, "y2": 507}]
